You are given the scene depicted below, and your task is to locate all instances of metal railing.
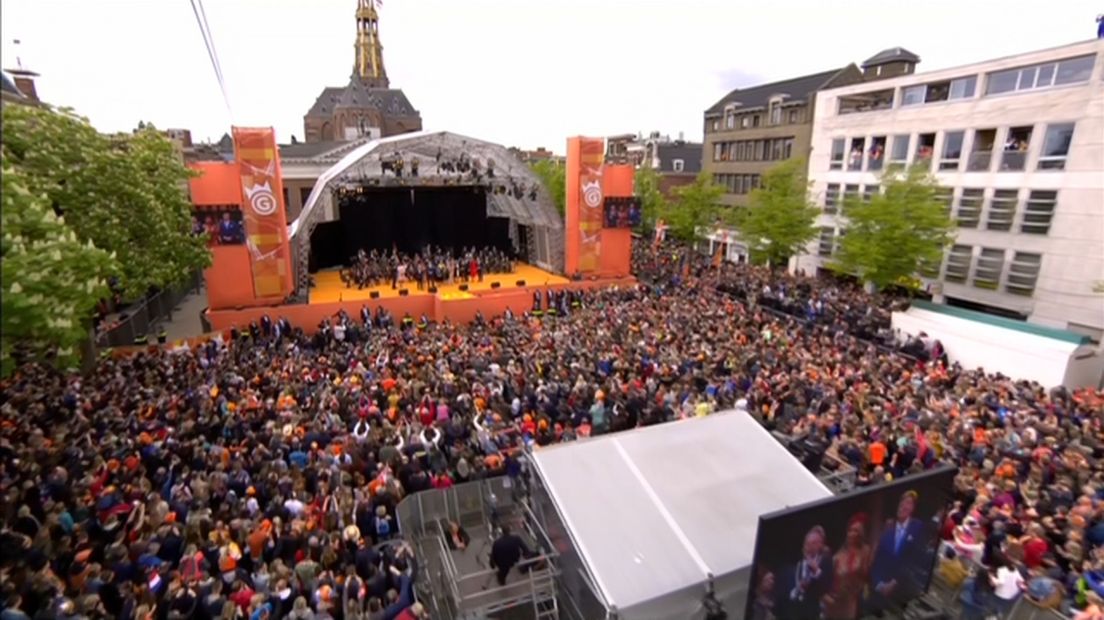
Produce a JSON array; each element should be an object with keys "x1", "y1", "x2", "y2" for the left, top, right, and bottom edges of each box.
[
  {"x1": 1000, "y1": 150, "x2": 1028, "y2": 171},
  {"x1": 95, "y1": 271, "x2": 203, "y2": 347},
  {"x1": 967, "y1": 150, "x2": 993, "y2": 171}
]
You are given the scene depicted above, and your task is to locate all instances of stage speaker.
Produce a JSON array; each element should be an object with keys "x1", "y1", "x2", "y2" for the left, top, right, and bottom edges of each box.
[
  {"x1": 370, "y1": 291, "x2": 380, "y2": 299},
  {"x1": 459, "y1": 284, "x2": 469, "y2": 291},
  {"x1": 516, "y1": 280, "x2": 526, "y2": 287},
  {"x1": 428, "y1": 286, "x2": 438, "y2": 293},
  {"x1": 399, "y1": 289, "x2": 409, "y2": 296},
  {"x1": 491, "y1": 282, "x2": 501, "y2": 289}
]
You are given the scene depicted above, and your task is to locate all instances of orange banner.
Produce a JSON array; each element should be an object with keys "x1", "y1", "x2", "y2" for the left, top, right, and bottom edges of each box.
[
  {"x1": 574, "y1": 138, "x2": 604, "y2": 272},
  {"x1": 232, "y1": 127, "x2": 292, "y2": 299}
]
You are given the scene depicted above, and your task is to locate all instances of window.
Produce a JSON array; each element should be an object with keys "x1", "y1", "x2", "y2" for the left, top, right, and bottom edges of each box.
[
  {"x1": 889, "y1": 134, "x2": 910, "y2": 166},
  {"x1": 829, "y1": 138, "x2": 845, "y2": 170},
  {"x1": 300, "y1": 186, "x2": 313, "y2": 207},
  {"x1": 949, "y1": 76, "x2": 977, "y2": 100},
  {"x1": 818, "y1": 227, "x2": 835, "y2": 257},
  {"x1": 844, "y1": 184, "x2": 860, "y2": 205},
  {"x1": 282, "y1": 187, "x2": 289, "y2": 211},
  {"x1": 1039, "y1": 123, "x2": 1074, "y2": 170},
  {"x1": 933, "y1": 186, "x2": 954, "y2": 216},
  {"x1": 939, "y1": 131, "x2": 965, "y2": 170},
  {"x1": 789, "y1": 109, "x2": 799, "y2": 123},
  {"x1": 1001, "y1": 126, "x2": 1032, "y2": 171},
  {"x1": 752, "y1": 115, "x2": 761, "y2": 127},
  {"x1": 1021, "y1": 190, "x2": 1056, "y2": 234},
  {"x1": 782, "y1": 137, "x2": 794, "y2": 159},
  {"x1": 901, "y1": 85, "x2": 926, "y2": 106},
  {"x1": 837, "y1": 89, "x2": 894, "y2": 114},
  {"x1": 986, "y1": 54, "x2": 1096, "y2": 95},
  {"x1": 956, "y1": 188, "x2": 984, "y2": 228},
  {"x1": 915, "y1": 133, "x2": 936, "y2": 168},
  {"x1": 924, "y1": 81, "x2": 950, "y2": 103},
  {"x1": 986, "y1": 189, "x2": 1018, "y2": 231},
  {"x1": 736, "y1": 175, "x2": 746, "y2": 195},
  {"x1": 769, "y1": 100, "x2": 782, "y2": 125},
  {"x1": 672, "y1": 159, "x2": 685, "y2": 172},
  {"x1": 973, "y1": 248, "x2": 1005, "y2": 290},
  {"x1": 847, "y1": 138, "x2": 866, "y2": 170},
  {"x1": 711, "y1": 120, "x2": 719, "y2": 132},
  {"x1": 969, "y1": 129, "x2": 996, "y2": 171},
  {"x1": 862, "y1": 184, "x2": 879, "y2": 202},
  {"x1": 944, "y1": 245, "x2": 973, "y2": 283},
  {"x1": 919, "y1": 248, "x2": 942, "y2": 279},
  {"x1": 824, "y1": 183, "x2": 840, "y2": 214},
  {"x1": 868, "y1": 136, "x2": 886, "y2": 171},
  {"x1": 741, "y1": 116, "x2": 751, "y2": 129},
  {"x1": 1006, "y1": 252, "x2": 1042, "y2": 296},
  {"x1": 726, "y1": 115, "x2": 735, "y2": 129}
]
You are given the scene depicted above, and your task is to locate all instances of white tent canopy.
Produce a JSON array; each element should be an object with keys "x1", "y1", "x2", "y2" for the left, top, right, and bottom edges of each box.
[{"x1": 531, "y1": 411, "x2": 831, "y2": 619}]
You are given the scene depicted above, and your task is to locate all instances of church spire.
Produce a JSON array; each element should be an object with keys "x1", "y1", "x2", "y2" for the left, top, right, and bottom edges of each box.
[{"x1": 354, "y1": 0, "x2": 388, "y2": 87}]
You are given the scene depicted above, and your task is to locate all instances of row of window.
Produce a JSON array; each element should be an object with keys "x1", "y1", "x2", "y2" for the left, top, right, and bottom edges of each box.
[
  {"x1": 711, "y1": 137, "x2": 796, "y2": 162},
  {"x1": 713, "y1": 173, "x2": 762, "y2": 195},
  {"x1": 827, "y1": 123, "x2": 1075, "y2": 173},
  {"x1": 816, "y1": 229, "x2": 1043, "y2": 296},
  {"x1": 707, "y1": 100, "x2": 804, "y2": 132},
  {"x1": 938, "y1": 246, "x2": 1042, "y2": 296},
  {"x1": 836, "y1": 53, "x2": 1095, "y2": 115},
  {"x1": 823, "y1": 183, "x2": 1059, "y2": 235}
]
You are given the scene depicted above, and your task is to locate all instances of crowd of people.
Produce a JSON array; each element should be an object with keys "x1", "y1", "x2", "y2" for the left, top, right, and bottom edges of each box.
[
  {"x1": 1, "y1": 239, "x2": 1102, "y2": 620},
  {"x1": 339, "y1": 247, "x2": 515, "y2": 291}
]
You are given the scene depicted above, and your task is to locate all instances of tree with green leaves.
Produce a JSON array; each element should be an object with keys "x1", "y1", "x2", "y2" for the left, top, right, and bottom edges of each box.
[
  {"x1": 529, "y1": 159, "x2": 566, "y2": 216},
  {"x1": 1, "y1": 156, "x2": 116, "y2": 374},
  {"x1": 1, "y1": 105, "x2": 210, "y2": 300},
  {"x1": 734, "y1": 158, "x2": 819, "y2": 268},
  {"x1": 662, "y1": 171, "x2": 726, "y2": 242},
  {"x1": 633, "y1": 166, "x2": 668, "y2": 231},
  {"x1": 831, "y1": 165, "x2": 956, "y2": 291}
]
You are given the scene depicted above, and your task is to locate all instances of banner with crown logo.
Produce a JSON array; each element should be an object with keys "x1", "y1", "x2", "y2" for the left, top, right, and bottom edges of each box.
[
  {"x1": 574, "y1": 138, "x2": 604, "y2": 272},
  {"x1": 232, "y1": 127, "x2": 292, "y2": 299}
]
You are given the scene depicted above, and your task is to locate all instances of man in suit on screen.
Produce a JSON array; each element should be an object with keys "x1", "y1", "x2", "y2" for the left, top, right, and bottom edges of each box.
[
  {"x1": 868, "y1": 489, "x2": 927, "y2": 610},
  {"x1": 776, "y1": 525, "x2": 833, "y2": 618}
]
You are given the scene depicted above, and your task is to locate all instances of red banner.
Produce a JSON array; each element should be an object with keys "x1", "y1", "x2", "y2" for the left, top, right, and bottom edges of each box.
[{"x1": 232, "y1": 127, "x2": 292, "y2": 299}]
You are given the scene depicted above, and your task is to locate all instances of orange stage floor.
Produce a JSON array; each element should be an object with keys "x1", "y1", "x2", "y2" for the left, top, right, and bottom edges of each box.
[{"x1": 308, "y1": 263, "x2": 569, "y2": 304}]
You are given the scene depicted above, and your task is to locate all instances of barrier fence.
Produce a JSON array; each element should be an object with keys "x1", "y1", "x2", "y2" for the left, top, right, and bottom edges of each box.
[{"x1": 95, "y1": 271, "x2": 202, "y2": 347}]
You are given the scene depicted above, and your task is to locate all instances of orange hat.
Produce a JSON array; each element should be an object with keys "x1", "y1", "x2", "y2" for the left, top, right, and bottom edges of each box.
[
  {"x1": 246, "y1": 486, "x2": 256, "y2": 495},
  {"x1": 164, "y1": 512, "x2": 177, "y2": 524}
]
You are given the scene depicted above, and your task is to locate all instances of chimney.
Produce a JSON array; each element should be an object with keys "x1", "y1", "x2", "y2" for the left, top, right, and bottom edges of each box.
[{"x1": 8, "y1": 68, "x2": 39, "y2": 102}]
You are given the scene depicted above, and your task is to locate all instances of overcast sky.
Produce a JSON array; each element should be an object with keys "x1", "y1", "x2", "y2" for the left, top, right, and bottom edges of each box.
[{"x1": 1, "y1": 0, "x2": 1099, "y2": 152}]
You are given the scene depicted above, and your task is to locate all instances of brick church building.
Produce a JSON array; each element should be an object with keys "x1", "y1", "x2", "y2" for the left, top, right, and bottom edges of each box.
[{"x1": 302, "y1": 0, "x2": 421, "y2": 143}]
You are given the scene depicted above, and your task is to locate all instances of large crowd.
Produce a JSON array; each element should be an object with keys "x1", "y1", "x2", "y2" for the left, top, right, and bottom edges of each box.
[
  {"x1": 340, "y1": 247, "x2": 514, "y2": 291},
  {"x1": 1, "y1": 239, "x2": 1102, "y2": 620}
]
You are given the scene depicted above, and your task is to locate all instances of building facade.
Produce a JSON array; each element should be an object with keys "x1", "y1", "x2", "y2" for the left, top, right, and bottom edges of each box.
[
  {"x1": 797, "y1": 39, "x2": 1104, "y2": 338},
  {"x1": 702, "y1": 65, "x2": 865, "y2": 209},
  {"x1": 606, "y1": 131, "x2": 702, "y2": 196},
  {"x1": 302, "y1": 0, "x2": 421, "y2": 143}
]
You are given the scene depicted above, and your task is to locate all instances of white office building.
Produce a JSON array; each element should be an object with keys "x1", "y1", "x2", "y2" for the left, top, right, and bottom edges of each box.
[{"x1": 797, "y1": 39, "x2": 1104, "y2": 339}]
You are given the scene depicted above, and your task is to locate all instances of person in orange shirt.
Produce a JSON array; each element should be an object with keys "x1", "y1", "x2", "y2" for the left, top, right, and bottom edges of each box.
[{"x1": 869, "y1": 439, "x2": 887, "y2": 467}]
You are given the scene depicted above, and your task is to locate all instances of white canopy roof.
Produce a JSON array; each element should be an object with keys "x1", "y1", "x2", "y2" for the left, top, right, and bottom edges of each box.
[{"x1": 531, "y1": 411, "x2": 831, "y2": 615}]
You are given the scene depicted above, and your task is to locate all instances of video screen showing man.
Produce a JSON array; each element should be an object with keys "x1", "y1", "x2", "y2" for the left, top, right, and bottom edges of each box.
[
  {"x1": 218, "y1": 211, "x2": 244, "y2": 245},
  {"x1": 775, "y1": 525, "x2": 834, "y2": 618},
  {"x1": 868, "y1": 489, "x2": 927, "y2": 609},
  {"x1": 627, "y1": 199, "x2": 642, "y2": 227}
]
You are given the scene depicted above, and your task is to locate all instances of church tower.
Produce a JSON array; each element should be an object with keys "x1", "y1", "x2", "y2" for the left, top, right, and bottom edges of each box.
[
  {"x1": 354, "y1": 0, "x2": 388, "y2": 87},
  {"x1": 302, "y1": 0, "x2": 420, "y2": 143}
]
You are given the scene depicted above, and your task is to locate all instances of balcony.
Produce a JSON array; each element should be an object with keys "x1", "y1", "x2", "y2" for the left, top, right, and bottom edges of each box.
[
  {"x1": 967, "y1": 151, "x2": 992, "y2": 172},
  {"x1": 1000, "y1": 151, "x2": 1027, "y2": 171}
]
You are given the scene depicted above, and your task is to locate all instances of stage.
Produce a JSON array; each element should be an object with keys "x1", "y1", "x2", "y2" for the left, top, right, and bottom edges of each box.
[{"x1": 308, "y1": 263, "x2": 568, "y2": 304}]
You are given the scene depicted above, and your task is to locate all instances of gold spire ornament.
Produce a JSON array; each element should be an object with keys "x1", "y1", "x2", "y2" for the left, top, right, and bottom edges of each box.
[{"x1": 354, "y1": 0, "x2": 388, "y2": 87}]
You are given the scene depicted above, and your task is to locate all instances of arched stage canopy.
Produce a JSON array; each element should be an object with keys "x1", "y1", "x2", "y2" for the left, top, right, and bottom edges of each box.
[{"x1": 288, "y1": 130, "x2": 564, "y2": 295}]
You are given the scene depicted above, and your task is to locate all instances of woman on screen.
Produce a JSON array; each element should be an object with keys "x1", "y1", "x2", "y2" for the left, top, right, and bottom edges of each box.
[{"x1": 824, "y1": 513, "x2": 872, "y2": 619}]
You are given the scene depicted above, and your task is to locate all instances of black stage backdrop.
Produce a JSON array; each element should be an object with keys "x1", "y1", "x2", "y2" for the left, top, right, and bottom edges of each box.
[
  {"x1": 310, "y1": 186, "x2": 512, "y2": 270},
  {"x1": 745, "y1": 466, "x2": 956, "y2": 620}
]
